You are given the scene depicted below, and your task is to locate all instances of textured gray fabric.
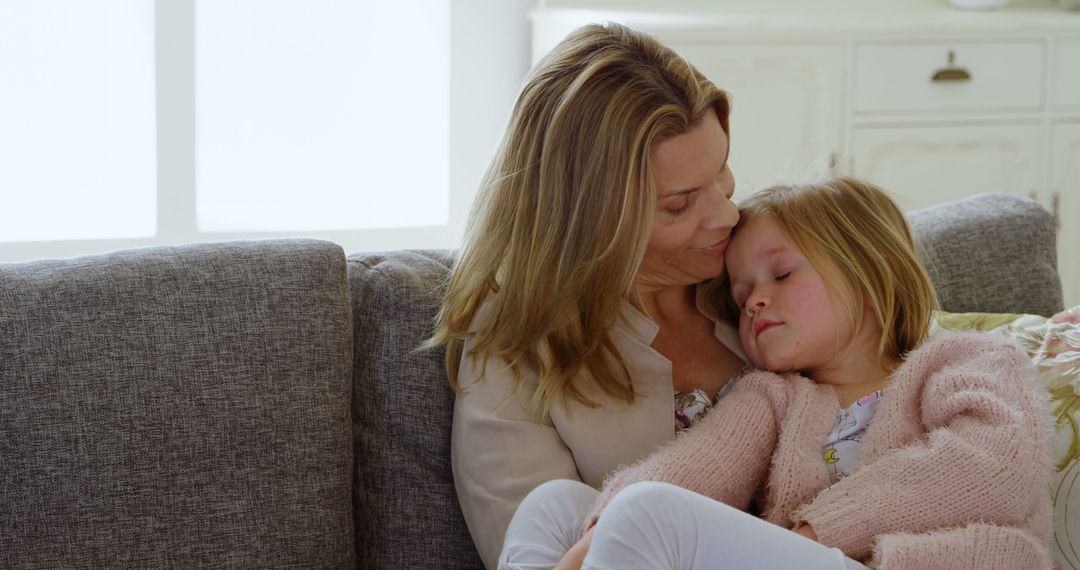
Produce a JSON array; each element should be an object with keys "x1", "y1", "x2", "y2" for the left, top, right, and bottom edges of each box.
[
  {"x1": 347, "y1": 250, "x2": 484, "y2": 569},
  {"x1": 349, "y1": 194, "x2": 1063, "y2": 570},
  {"x1": 0, "y1": 239, "x2": 355, "y2": 569},
  {"x1": 908, "y1": 193, "x2": 1063, "y2": 316}
]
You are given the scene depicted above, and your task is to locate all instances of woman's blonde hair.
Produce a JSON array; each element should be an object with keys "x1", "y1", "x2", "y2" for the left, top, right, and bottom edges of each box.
[
  {"x1": 715, "y1": 176, "x2": 939, "y2": 361},
  {"x1": 428, "y1": 22, "x2": 730, "y2": 415}
]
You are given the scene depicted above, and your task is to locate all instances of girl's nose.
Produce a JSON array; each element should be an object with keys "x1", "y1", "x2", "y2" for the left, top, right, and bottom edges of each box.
[{"x1": 745, "y1": 291, "x2": 769, "y2": 316}]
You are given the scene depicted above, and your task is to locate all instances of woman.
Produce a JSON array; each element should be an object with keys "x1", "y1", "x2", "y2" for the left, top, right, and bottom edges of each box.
[{"x1": 429, "y1": 22, "x2": 746, "y2": 569}]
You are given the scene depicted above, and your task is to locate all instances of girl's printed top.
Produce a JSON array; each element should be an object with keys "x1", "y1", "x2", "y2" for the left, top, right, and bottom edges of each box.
[{"x1": 822, "y1": 390, "x2": 885, "y2": 482}]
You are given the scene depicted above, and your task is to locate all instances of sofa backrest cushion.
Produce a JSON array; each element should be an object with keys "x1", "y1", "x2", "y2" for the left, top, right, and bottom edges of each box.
[
  {"x1": 348, "y1": 250, "x2": 483, "y2": 569},
  {"x1": 0, "y1": 240, "x2": 354, "y2": 568},
  {"x1": 908, "y1": 192, "x2": 1063, "y2": 316},
  {"x1": 349, "y1": 193, "x2": 1064, "y2": 569}
]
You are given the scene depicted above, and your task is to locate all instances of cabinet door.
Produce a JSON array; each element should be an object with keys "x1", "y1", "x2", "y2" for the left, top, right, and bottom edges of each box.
[
  {"x1": 669, "y1": 43, "x2": 845, "y2": 201},
  {"x1": 1053, "y1": 122, "x2": 1080, "y2": 308},
  {"x1": 850, "y1": 123, "x2": 1044, "y2": 213},
  {"x1": 1053, "y1": 39, "x2": 1080, "y2": 111}
]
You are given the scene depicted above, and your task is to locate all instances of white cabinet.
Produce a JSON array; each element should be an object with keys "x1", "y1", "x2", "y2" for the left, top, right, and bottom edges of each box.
[
  {"x1": 849, "y1": 37, "x2": 1077, "y2": 306},
  {"x1": 533, "y1": 5, "x2": 1080, "y2": 310},
  {"x1": 1053, "y1": 123, "x2": 1080, "y2": 306},
  {"x1": 851, "y1": 123, "x2": 1044, "y2": 212},
  {"x1": 668, "y1": 43, "x2": 845, "y2": 201}
]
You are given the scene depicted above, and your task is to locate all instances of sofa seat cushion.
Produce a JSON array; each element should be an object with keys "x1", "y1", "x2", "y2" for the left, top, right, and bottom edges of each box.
[{"x1": 0, "y1": 239, "x2": 354, "y2": 568}]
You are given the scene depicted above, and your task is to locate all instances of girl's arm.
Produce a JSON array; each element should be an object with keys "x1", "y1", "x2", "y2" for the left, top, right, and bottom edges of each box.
[
  {"x1": 792, "y1": 334, "x2": 1052, "y2": 560},
  {"x1": 585, "y1": 370, "x2": 790, "y2": 525}
]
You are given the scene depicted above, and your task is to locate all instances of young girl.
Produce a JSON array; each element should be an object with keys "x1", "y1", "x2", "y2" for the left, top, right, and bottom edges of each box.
[{"x1": 501, "y1": 177, "x2": 1053, "y2": 570}]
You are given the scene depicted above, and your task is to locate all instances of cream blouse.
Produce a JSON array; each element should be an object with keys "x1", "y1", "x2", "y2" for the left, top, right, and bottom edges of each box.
[{"x1": 451, "y1": 300, "x2": 745, "y2": 569}]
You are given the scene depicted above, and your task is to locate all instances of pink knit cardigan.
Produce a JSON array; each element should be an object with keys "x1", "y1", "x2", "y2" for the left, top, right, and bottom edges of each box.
[{"x1": 588, "y1": 332, "x2": 1054, "y2": 569}]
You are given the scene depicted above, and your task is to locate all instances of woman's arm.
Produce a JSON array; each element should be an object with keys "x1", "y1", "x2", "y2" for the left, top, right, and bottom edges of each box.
[
  {"x1": 793, "y1": 335, "x2": 1052, "y2": 560},
  {"x1": 453, "y1": 346, "x2": 582, "y2": 570},
  {"x1": 584, "y1": 371, "x2": 789, "y2": 525}
]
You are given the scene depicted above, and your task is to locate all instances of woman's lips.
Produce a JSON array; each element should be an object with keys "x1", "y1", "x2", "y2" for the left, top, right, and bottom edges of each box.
[
  {"x1": 694, "y1": 235, "x2": 729, "y2": 251},
  {"x1": 754, "y1": 319, "x2": 781, "y2": 337}
]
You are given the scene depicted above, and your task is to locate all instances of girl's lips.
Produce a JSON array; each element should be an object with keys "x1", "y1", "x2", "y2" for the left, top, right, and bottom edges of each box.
[{"x1": 754, "y1": 319, "x2": 781, "y2": 337}]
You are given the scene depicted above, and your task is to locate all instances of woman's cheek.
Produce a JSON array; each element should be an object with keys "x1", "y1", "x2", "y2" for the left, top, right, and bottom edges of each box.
[{"x1": 653, "y1": 216, "x2": 701, "y2": 251}]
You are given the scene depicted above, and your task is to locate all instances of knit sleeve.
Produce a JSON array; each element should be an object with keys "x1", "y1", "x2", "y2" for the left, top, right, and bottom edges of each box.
[
  {"x1": 792, "y1": 335, "x2": 1053, "y2": 560},
  {"x1": 870, "y1": 523, "x2": 1049, "y2": 570},
  {"x1": 584, "y1": 370, "x2": 788, "y2": 527}
]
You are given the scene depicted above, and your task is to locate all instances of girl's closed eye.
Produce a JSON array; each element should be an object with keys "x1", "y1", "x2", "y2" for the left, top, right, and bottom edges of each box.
[{"x1": 774, "y1": 271, "x2": 791, "y2": 281}]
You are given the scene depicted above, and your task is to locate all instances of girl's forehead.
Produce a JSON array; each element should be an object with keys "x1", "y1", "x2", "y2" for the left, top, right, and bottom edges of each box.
[
  {"x1": 730, "y1": 215, "x2": 794, "y2": 254},
  {"x1": 726, "y1": 217, "x2": 813, "y2": 281}
]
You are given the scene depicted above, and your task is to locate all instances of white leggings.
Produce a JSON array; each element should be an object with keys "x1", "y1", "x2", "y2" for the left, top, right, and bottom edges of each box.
[{"x1": 500, "y1": 479, "x2": 869, "y2": 570}]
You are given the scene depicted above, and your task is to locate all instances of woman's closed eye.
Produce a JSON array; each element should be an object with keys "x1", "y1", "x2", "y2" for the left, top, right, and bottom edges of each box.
[
  {"x1": 774, "y1": 271, "x2": 791, "y2": 281},
  {"x1": 666, "y1": 202, "x2": 690, "y2": 215},
  {"x1": 662, "y1": 192, "x2": 694, "y2": 216}
]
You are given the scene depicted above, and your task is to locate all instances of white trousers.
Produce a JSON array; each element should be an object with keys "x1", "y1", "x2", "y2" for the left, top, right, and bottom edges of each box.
[{"x1": 500, "y1": 479, "x2": 869, "y2": 570}]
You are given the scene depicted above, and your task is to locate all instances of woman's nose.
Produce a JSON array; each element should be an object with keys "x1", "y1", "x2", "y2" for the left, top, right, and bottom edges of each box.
[{"x1": 701, "y1": 187, "x2": 739, "y2": 231}]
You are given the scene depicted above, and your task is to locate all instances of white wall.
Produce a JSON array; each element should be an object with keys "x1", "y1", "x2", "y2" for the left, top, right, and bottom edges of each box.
[{"x1": 449, "y1": 0, "x2": 539, "y2": 253}]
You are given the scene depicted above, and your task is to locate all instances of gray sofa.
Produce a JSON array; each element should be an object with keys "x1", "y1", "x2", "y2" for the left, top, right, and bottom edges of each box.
[{"x1": 0, "y1": 193, "x2": 1063, "y2": 569}]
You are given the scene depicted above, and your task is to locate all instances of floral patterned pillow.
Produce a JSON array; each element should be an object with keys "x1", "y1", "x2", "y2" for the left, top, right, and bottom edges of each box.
[{"x1": 935, "y1": 305, "x2": 1080, "y2": 569}]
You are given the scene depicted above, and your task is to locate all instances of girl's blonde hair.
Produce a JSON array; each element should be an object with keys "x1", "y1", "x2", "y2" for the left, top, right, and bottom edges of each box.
[
  {"x1": 428, "y1": 22, "x2": 730, "y2": 415},
  {"x1": 714, "y1": 176, "x2": 939, "y2": 361}
]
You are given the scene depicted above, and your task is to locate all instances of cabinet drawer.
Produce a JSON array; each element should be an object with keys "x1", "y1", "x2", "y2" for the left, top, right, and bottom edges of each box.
[
  {"x1": 1054, "y1": 39, "x2": 1080, "y2": 109},
  {"x1": 853, "y1": 42, "x2": 1045, "y2": 114}
]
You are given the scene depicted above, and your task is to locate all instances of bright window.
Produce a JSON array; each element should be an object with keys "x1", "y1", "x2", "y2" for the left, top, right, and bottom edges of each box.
[
  {"x1": 0, "y1": 0, "x2": 519, "y2": 262},
  {"x1": 0, "y1": 0, "x2": 157, "y2": 242},
  {"x1": 194, "y1": 0, "x2": 450, "y2": 232}
]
